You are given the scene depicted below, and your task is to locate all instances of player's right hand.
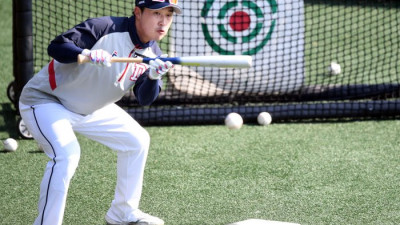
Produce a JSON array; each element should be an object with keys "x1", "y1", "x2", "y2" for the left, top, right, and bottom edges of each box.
[
  {"x1": 148, "y1": 55, "x2": 174, "y2": 80},
  {"x1": 81, "y1": 49, "x2": 112, "y2": 67}
]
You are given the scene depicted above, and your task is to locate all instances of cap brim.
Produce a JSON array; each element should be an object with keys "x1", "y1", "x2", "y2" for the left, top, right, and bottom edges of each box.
[{"x1": 148, "y1": 3, "x2": 182, "y2": 14}]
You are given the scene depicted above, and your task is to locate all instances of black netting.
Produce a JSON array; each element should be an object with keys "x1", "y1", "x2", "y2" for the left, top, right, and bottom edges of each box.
[{"x1": 31, "y1": 0, "x2": 400, "y2": 124}]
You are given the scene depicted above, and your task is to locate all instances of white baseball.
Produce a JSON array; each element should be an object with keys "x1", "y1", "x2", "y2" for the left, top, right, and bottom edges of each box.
[
  {"x1": 328, "y1": 62, "x2": 341, "y2": 75},
  {"x1": 3, "y1": 138, "x2": 18, "y2": 152},
  {"x1": 225, "y1": 112, "x2": 243, "y2": 130},
  {"x1": 257, "y1": 112, "x2": 272, "y2": 125}
]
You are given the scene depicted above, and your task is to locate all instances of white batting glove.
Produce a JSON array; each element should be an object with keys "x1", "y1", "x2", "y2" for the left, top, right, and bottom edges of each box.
[
  {"x1": 148, "y1": 54, "x2": 174, "y2": 80},
  {"x1": 81, "y1": 49, "x2": 112, "y2": 67}
]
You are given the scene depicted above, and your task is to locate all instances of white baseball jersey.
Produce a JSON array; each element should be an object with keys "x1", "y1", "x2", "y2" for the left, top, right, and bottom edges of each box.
[{"x1": 20, "y1": 16, "x2": 162, "y2": 115}]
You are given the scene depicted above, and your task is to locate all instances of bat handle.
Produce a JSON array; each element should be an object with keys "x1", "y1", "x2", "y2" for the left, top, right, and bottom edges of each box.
[
  {"x1": 77, "y1": 54, "x2": 91, "y2": 64},
  {"x1": 77, "y1": 54, "x2": 145, "y2": 64}
]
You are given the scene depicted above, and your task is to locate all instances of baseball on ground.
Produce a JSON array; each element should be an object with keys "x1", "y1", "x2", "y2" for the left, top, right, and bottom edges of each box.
[
  {"x1": 257, "y1": 112, "x2": 272, "y2": 125},
  {"x1": 3, "y1": 138, "x2": 18, "y2": 152},
  {"x1": 225, "y1": 112, "x2": 243, "y2": 130}
]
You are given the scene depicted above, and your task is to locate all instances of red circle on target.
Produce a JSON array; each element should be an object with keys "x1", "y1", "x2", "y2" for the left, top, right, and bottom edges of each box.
[{"x1": 229, "y1": 11, "x2": 251, "y2": 31}]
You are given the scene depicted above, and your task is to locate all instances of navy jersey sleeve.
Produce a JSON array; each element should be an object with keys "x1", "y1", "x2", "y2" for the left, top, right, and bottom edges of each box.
[
  {"x1": 132, "y1": 43, "x2": 164, "y2": 105},
  {"x1": 47, "y1": 17, "x2": 118, "y2": 63},
  {"x1": 133, "y1": 75, "x2": 162, "y2": 106}
]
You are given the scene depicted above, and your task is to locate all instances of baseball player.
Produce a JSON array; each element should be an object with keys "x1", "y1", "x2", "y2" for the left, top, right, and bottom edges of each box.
[{"x1": 18, "y1": 0, "x2": 182, "y2": 224}]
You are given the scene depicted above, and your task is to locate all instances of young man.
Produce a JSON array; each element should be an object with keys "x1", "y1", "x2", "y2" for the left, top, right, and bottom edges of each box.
[{"x1": 19, "y1": 0, "x2": 181, "y2": 224}]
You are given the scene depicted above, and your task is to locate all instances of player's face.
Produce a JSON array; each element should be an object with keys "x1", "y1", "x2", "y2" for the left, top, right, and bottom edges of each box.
[{"x1": 135, "y1": 7, "x2": 174, "y2": 43}]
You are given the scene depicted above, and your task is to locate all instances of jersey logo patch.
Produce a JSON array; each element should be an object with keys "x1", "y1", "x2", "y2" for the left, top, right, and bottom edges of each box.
[
  {"x1": 130, "y1": 64, "x2": 147, "y2": 82},
  {"x1": 112, "y1": 51, "x2": 118, "y2": 57}
]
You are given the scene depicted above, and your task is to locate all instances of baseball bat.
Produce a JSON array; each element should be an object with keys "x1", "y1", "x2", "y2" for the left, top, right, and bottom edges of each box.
[{"x1": 77, "y1": 54, "x2": 252, "y2": 68}]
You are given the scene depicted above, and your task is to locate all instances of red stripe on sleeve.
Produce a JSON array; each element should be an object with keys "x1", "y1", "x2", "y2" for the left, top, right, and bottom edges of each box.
[{"x1": 48, "y1": 59, "x2": 57, "y2": 90}]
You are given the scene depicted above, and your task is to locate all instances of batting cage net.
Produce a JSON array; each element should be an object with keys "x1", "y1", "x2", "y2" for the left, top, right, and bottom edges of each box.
[{"x1": 22, "y1": 0, "x2": 400, "y2": 124}]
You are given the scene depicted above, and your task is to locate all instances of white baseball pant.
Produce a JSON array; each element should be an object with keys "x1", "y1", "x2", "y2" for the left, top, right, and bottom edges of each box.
[{"x1": 19, "y1": 102, "x2": 150, "y2": 225}]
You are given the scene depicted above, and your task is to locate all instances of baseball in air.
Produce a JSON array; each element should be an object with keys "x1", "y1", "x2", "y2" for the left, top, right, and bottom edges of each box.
[
  {"x1": 225, "y1": 112, "x2": 243, "y2": 130},
  {"x1": 257, "y1": 112, "x2": 272, "y2": 126},
  {"x1": 328, "y1": 62, "x2": 341, "y2": 75},
  {"x1": 3, "y1": 138, "x2": 18, "y2": 152}
]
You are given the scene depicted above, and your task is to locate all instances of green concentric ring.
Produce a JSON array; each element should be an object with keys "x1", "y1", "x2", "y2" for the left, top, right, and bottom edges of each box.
[{"x1": 201, "y1": 0, "x2": 277, "y2": 55}]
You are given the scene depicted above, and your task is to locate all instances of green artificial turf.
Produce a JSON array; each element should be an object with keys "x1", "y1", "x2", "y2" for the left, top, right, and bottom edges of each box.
[
  {"x1": 1, "y1": 123, "x2": 400, "y2": 224},
  {"x1": 1, "y1": 1, "x2": 399, "y2": 224}
]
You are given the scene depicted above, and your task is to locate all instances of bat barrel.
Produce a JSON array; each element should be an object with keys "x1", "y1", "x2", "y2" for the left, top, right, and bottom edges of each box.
[{"x1": 178, "y1": 55, "x2": 252, "y2": 68}]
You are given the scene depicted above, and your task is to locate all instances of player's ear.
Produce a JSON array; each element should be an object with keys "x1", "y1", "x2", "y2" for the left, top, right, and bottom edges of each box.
[{"x1": 134, "y1": 7, "x2": 142, "y2": 19}]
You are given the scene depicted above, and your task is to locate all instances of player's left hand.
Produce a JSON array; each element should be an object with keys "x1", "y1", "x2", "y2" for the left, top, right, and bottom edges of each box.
[
  {"x1": 148, "y1": 54, "x2": 174, "y2": 80},
  {"x1": 81, "y1": 49, "x2": 112, "y2": 67}
]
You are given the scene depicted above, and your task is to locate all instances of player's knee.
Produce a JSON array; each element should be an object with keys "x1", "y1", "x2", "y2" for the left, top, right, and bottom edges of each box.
[
  {"x1": 54, "y1": 141, "x2": 81, "y2": 178},
  {"x1": 126, "y1": 128, "x2": 150, "y2": 153},
  {"x1": 136, "y1": 128, "x2": 150, "y2": 151}
]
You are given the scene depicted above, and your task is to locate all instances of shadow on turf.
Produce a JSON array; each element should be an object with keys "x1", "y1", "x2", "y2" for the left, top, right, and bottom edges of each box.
[
  {"x1": 0, "y1": 150, "x2": 14, "y2": 154},
  {"x1": 29, "y1": 150, "x2": 44, "y2": 154},
  {"x1": 0, "y1": 147, "x2": 43, "y2": 154},
  {"x1": 0, "y1": 150, "x2": 42, "y2": 154}
]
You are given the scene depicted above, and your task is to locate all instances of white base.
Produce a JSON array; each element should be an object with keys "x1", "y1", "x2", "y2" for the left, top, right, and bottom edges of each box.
[{"x1": 227, "y1": 219, "x2": 300, "y2": 225}]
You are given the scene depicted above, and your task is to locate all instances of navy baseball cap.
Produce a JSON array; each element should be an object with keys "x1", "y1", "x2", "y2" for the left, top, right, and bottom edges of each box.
[{"x1": 135, "y1": 0, "x2": 182, "y2": 14}]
